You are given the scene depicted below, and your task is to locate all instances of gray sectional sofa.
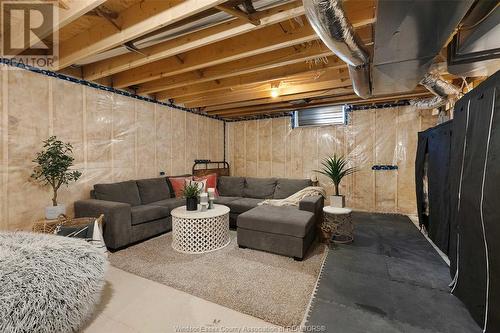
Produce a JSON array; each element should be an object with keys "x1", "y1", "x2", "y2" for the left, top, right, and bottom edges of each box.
[
  {"x1": 75, "y1": 177, "x2": 184, "y2": 250},
  {"x1": 75, "y1": 176, "x2": 323, "y2": 259}
]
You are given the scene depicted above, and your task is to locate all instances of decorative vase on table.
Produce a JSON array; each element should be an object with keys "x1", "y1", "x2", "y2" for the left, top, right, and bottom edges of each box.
[
  {"x1": 186, "y1": 197, "x2": 198, "y2": 211},
  {"x1": 182, "y1": 182, "x2": 202, "y2": 211},
  {"x1": 330, "y1": 195, "x2": 345, "y2": 208},
  {"x1": 315, "y1": 154, "x2": 356, "y2": 208}
]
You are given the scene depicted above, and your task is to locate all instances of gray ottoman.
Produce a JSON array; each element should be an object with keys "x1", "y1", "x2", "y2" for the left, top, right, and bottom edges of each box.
[{"x1": 237, "y1": 205, "x2": 316, "y2": 260}]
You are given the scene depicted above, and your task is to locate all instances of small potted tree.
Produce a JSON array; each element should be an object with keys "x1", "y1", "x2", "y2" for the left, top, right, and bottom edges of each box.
[
  {"x1": 182, "y1": 182, "x2": 202, "y2": 211},
  {"x1": 315, "y1": 154, "x2": 356, "y2": 208},
  {"x1": 31, "y1": 136, "x2": 82, "y2": 219}
]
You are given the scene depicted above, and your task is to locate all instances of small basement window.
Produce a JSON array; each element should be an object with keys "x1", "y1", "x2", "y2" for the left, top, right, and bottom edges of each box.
[{"x1": 292, "y1": 105, "x2": 346, "y2": 128}]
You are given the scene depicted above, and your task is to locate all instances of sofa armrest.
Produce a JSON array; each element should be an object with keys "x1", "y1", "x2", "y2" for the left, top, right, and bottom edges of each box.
[
  {"x1": 299, "y1": 195, "x2": 324, "y2": 224},
  {"x1": 74, "y1": 199, "x2": 132, "y2": 250}
]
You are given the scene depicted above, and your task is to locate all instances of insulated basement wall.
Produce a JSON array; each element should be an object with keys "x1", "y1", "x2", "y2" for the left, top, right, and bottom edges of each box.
[
  {"x1": 0, "y1": 67, "x2": 224, "y2": 231},
  {"x1": 226, "y1": 107, "x2": 437, "y2": 214}
]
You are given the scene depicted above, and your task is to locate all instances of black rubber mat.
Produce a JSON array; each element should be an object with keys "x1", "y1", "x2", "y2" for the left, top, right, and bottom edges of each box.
[{"x1": 306, "y1": 212, "x2": 481, "y2": 333}]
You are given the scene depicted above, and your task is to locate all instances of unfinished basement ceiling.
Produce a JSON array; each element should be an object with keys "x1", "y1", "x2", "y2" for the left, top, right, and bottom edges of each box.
[{"x1": 48, "y1": 0, "x2": 498, "y2": 119}]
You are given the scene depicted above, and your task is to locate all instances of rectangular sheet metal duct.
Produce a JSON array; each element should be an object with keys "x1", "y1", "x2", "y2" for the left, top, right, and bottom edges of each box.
[{"x1": 372, "y1": 0, "x2": 474, "y2": 95}]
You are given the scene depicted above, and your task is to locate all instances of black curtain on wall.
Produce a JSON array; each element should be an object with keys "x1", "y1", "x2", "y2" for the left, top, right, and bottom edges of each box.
[
  {"x1": 415, "y1": 120, "x2": 453, "y2": 255},
  {"x1": 448, "y1": 70, "x2": 499, "y2": 333}
]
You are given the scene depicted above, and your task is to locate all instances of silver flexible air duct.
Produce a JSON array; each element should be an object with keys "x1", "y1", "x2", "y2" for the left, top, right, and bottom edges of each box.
[
  {"x1": 305, "y1": 0, "x2": 372, "y2": 98},
  {"x1": 420, "y1": 73, "x2": 461, "y2": 97},
  {"x1": 409, "y1": 96, "x2": 448, "y2": 109},
  {"x1": 410, "y1": 73, "x2": 461, "y2": 109}
]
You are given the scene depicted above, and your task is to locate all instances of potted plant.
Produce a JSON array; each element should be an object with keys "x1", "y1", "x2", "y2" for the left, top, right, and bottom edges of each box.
[
  {"x1": 31, "y1": 136, "x2": 82, "y2": 219},
  {"x1": 182, "y1": 182, "x2": 202, "y2": 211},
  {"x1": 315, "y1": 154, "x2": 356, "y2": 208}
]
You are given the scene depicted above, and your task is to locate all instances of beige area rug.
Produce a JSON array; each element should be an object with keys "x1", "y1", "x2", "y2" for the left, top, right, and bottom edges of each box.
[{"x1": 109, "y1": 231, "x2": 328, "y2": 327}]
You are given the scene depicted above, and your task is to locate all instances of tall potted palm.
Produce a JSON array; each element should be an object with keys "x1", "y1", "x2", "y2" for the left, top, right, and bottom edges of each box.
[
  {"x1": 315, "y1": 154, "x2": 356, "y2": 208},
  {"x1": 31, "y1": 136, "x2": 82, "y2": 219}
]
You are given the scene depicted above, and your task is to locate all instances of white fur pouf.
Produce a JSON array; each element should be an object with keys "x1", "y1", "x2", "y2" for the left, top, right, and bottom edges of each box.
[{"x1": 0, "y1": 232, "x2": 108, "y2": 333}]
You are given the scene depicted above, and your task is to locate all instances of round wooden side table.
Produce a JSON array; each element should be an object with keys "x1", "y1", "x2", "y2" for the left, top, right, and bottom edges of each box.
[{"x1": 321, "y1": 207, "x2": 354, "y2": 244}]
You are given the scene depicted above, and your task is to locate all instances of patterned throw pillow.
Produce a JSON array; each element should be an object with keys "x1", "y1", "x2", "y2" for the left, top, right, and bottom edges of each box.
[
  {"x1": 193, "y1": 173, "x2": 218, "y2": 195},
  {"x1": 186, "y1": 178, "x2": 207, "y2": 193},
  {"x1": 169, "y1": 176, "x2": 192, "y2": 197}
]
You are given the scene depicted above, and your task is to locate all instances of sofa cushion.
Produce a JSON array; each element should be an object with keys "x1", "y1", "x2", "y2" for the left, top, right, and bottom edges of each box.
[
  {"x1": 131, "y1": 205, "x2": 169, "y2": 226},
  {"x1": 273, "y1": 178, "x2": 312, "y2": 199},
  {"x1": 237, "y1": 205, "x2": 314, "y2": 238},
  {"x1": 218, "y1": 176, "x2": 245, "y2": 197},
  {"x1": 226, "y1": 198, "x2": 262, "y2": 214},
  {"x1": 214, "y1": 196, "x2": 241, "y2": 206},
  {"x1": 136, "y1": 177, "x2": 171, "y2": 204},
  {"x1": 243, "y1": 177, "x2": 277, "y2": 199},
  {"x1": 147, "y1": 197, "x2": 185, "y2": 211},
  {"x1": 94, "y1": 180, "x2": 141, "y2": 206}
]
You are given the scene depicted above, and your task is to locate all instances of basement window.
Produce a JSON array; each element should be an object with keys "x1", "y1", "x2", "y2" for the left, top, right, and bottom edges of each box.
[{"x1": 292, "y1": 105, "x2": 347, "y2": 128}]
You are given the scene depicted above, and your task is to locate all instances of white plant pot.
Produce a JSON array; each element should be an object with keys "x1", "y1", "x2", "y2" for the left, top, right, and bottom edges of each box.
[
  {"x1": 45, "y1": 204, "x2": 66, "y2": 220},
  {"x1": 329, "y1": 195, "x2": 345, "y2": 208}
]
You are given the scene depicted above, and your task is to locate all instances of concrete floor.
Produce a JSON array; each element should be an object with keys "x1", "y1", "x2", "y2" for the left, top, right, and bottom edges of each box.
[
  {"x1": 306, "y1": 212, "x2": 481, "y2": 333},
  {"x1": 81, "y1": 266, "x2": 280, "y2": 333}
]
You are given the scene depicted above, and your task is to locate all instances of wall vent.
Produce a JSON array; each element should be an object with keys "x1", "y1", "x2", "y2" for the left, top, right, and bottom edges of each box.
[{"x1": 293, "y1": 105, "x2": 346, "y2": 128}]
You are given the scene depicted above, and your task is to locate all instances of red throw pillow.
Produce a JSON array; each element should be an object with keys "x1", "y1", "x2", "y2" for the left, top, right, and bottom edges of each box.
[
  {"x1": 168, "y1": 176, "x2": 192, "y2": 198},
  {"x1": 194, "y1": 173, "x2": 218, "y2": 195}
]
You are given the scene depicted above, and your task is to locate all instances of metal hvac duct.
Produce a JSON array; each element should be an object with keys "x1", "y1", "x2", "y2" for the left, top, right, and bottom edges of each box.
[
  {"x1": 304, "y1": 0, "x2": 372, "y2": 98},
  {"x1": 372, "y1": 0, "x2": 475, "y2": 95}
]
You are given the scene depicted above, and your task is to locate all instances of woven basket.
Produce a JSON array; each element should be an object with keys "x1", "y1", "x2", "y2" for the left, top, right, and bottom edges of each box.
[{"x1": 32, "y1": 214, "x2": 104, "y2": 234}]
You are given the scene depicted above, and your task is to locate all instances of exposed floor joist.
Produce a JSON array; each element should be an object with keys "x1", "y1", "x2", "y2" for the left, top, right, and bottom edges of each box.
[
  {"x1": 155, "y1": 57, "x2": 345, "y2": 100},
  {"x1": 111, "y1": 0, "x2": 375, "y2": 88},
  {"x1": 113, "y1": 18, "x2": 318, "y2": 88},
  {"x1": 178, "y1": 67, "x2": 352, "y2": 107},
  {"x1": 55, "y1": 0, "x2": 227, "y2": 70},
  {"x1": 82, "y1": 1, "x2": 304, "y2": 80},
  {"x1": 215, "y1": 91, "x2": 433, "y2": 118},
  {"x1": 139, "y1": 41, "x2": 333, "y2": 95}
]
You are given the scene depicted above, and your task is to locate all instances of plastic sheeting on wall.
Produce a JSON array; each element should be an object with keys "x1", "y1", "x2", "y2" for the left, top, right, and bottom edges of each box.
[
  {"x1": 448, "y1": 70, "x2": 500, "y2": 333},
  {"x1": 0, "y1": 67, "x2": 225, "y2": 231},
  {"x1": 225, "y1": 106, "x2": 438, "y2": 214}
]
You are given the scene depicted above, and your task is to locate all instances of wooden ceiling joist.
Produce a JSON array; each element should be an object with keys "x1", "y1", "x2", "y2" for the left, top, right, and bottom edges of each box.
[
  {"x1": 216, "y1": 91, "x2": 433, "y2": 118},
  {"x1": 214, "y1": 3, "x2": 261, "y2": 26},
  {"x1": 155, "y1": 57, "x2": 345, "y2": 100},
  {"x1": 55, "y1": 0, "x2": 227, "y2": 70},
  {"x1": 82, "y1": 1, "x2": 305, "y2": 81},
  {"x1": 181, "y1": 80, "x2": 350, "y2": 108},
  {"x1": 141, "y1": 41, "x2": 334, "y2": 95},
  {"x1": 112, "y1": 19, "x2": 318, "y2": 88},
  {"x1": 110, "y1": 0, "x2": 375, "y2": 88},
  {"x1": 115, "y1": 21, "x2": 372, "y2": 89},
  {"x1": 207, "y1": 88, "x2": 355, "y2": 114},
  {"x1": 178, "y1": 68, "x2": 352, "y2": 107}
]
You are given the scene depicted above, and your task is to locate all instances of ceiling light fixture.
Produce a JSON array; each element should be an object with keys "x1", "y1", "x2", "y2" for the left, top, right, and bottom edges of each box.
[
  {"x1": 270, "y1": 87, "x2": 279, "y2": 98},
  {"x1": 270, "y1": 82, "x2": 280, "y2": 98}
]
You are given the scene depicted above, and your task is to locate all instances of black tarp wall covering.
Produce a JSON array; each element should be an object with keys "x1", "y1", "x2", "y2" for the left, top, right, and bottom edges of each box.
[
  {"x1": 449, "y1": 70, "x2": 499, "y2": 333},
  {"x1": 416, "y1": 121, "x2": 453, "y2": 255}
]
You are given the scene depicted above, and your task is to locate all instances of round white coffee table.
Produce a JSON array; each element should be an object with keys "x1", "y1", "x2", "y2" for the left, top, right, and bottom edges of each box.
[{"x1": 171, "y1": 204, "x2": 230, "y2": 254}]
